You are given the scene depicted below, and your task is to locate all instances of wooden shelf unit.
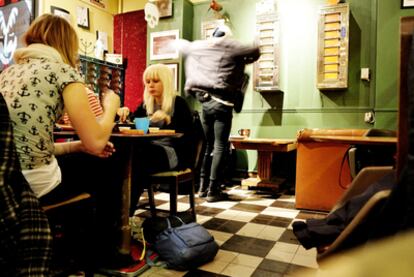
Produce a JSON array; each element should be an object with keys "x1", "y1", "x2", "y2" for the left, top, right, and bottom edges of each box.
[
  {"x1": 79, "y1": 55, "x2": 125, "y2": 105},
  {"x1": 316, "y1": 3, "x2": 349, "y2": 90}
]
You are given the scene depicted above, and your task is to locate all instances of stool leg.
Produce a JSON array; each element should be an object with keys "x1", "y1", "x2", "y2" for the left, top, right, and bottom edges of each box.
[
  {"x1": 147, "y1": 185, "x2": 157, "y2": 217},
  {"x1": 170, "y1": 179, "x2": 178, "y2": 216},
  {"x1": 189, "y1": 178, "x2": 196, "y2": 222}
]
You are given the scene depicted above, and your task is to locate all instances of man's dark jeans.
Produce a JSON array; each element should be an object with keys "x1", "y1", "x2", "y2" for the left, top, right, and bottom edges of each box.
[{"x1": 200, "y1": 99, "x2": 233, "y2": 191}]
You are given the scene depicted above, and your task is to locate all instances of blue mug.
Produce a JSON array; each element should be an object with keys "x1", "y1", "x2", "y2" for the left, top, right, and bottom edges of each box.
[{"x1": 134, "y1": 117, "x2": 150, "y2": 134}]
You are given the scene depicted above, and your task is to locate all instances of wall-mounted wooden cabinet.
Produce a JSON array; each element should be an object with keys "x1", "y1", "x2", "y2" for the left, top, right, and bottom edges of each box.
[
  {"x1": 253, "y1": 13, "x2": 280, "y2": 92},
  {"x1": 79, "y1": 55, "x2": 125, "y2": 105},
  {"x1": 317, "y1": 3, "x2": 350, "y2": 90}
]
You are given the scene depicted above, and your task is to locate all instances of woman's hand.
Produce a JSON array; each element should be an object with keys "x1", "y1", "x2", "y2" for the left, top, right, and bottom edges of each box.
[
  {"x1": 117, "y1": 107, "x2": 130, "y2": 122},
  {"x1": 81, "y1": 141, "x2": 116, "y2": 158},
  {"x1": 151, "y1": 110, "x2": 171, "y2": 125}
]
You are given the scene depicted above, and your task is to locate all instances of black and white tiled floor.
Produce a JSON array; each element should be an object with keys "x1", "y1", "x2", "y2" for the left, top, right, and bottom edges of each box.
[{"x1": 131, "y1": 186, "x2": 326, "y2": 277}]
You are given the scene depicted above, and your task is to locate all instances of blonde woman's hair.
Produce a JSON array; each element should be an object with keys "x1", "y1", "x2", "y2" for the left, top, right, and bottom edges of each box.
[
  {"x1": 143, "y1": 63, "x2": 176, "y2": 116},
  {"x1": 23, "y1": 14, "x2": 79, "y2": 68}
]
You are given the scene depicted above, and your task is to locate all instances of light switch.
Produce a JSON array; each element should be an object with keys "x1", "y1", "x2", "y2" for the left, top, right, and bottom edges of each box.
[{"x1": 361, "y1": 68, "x2": 370, "y2": 81}]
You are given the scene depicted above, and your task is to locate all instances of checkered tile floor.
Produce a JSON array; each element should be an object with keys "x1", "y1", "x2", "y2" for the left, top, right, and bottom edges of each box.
[{"x1": 130, "y1": 186, "x2": 327, "y2": 277}]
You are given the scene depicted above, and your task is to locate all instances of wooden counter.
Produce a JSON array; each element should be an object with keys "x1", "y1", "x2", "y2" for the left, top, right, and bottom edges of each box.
[{"x1": 295, "y1": 134, "x2": 397, "y2": 211}]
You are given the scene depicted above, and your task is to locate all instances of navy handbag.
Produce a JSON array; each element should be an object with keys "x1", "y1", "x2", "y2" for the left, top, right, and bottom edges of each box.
[{"x1": 153, "y1": 217, "x2": 219, "y2": 270}]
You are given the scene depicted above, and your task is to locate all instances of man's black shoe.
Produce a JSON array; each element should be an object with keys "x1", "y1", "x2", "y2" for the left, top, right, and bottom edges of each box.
[
  {"x1": 206, "y1": 191, "x2": 228, "y2": 202},
  {"x1": 198, "y1": 189, "x2": 208, "y2": 198}
]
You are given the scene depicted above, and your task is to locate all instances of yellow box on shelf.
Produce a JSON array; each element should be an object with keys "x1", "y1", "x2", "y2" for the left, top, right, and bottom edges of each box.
[
  {"x1": 324, "y1": 56, "x2": 339, "y2": 63},
  {"x1": 324, "y1": 38, "x2": 340, "y2": 47},
  {"x1": 324, "y1": 47, "x2": 340, "y2": 56},
  {"x1": 325, "y1": 30, "x2": 340, "y2": 39},
  {"x1": 324, "y1": 72, "x2": 339, "y2": 79},
  {"x1": 325, "y1": 13, "x2": 341, "y2": 22},
  {"x1": 325, "y1": 22, "x2": 341, "y2": 31},
  {"x1": 324, "y1": 64, "x2": 339, "y2": 72}
]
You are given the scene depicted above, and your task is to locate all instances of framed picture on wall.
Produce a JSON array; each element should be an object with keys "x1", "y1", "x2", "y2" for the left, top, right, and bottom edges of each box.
[
  {"x1": 402, "y1": 0, "x2": 414, "y2": 8},
  {"x1": 0, "y1": 0, "x2": 35, "y2": 72},
  {"x1": 150, "y1": 29, "x2": 179, "y2": 60},
  {"x1": 76, "y1": 6, "x2": 89, "y2": 29},
  {"x1": 165, "y1": 63, "x2": 179, "y2": 91},
  {"x1": 51, "y1": 6, "x2": 71, "y2": 22},
  {"x1": 156, "y1": 0, "x2": 173, "y2": 18}
]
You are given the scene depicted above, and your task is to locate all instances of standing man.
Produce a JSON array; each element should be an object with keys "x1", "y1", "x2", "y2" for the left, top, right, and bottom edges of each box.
[{"x1": 178, "y1": 25, "x2": 260, "y2": 202}]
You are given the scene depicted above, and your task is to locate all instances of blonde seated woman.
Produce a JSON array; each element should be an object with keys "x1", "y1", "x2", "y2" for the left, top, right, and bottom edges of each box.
[{"x1": 118, "y1": 63, "x2": 195, "y2": 214}]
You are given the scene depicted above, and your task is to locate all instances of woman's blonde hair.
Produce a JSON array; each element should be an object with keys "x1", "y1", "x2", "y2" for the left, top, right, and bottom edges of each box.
[
  {"x1": 23, "y1": 14, "x2": 79, "y2": 68},
  {"x1": 143, "y1": 63, "x2": 176, "y2": 115}
]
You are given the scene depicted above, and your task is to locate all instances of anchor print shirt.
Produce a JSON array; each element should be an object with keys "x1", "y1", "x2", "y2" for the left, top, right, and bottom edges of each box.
[{"x1": 0, "y1": 44, "x2": 83, "y2": 172}]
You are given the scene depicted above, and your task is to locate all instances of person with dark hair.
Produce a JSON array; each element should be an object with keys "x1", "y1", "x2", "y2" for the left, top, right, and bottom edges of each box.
[{"x1": 176, "y1": 25, "x2": 260, "y2": 202}]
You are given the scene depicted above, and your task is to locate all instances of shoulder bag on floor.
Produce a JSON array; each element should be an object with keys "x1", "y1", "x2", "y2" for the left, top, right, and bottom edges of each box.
[{"x1": 153, "y1": 217, "x2": 219, "y2": 270}]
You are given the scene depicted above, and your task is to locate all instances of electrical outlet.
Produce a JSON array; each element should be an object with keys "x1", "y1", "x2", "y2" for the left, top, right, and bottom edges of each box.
[
  {"x1": 361, "y1": 68, "x2": 370, "y2": 81},
  {"x1": 364, "y1": 111, "x2": 375, "y2": 124}
]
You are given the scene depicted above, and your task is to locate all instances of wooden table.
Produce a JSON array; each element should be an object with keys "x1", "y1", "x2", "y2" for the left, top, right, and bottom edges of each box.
[
  {"x1": 54, "y1": 130, "x2": 181, "y2": 256},
  {"x1": 229, "y1": 137, "x2": 297, "y2": 190}
]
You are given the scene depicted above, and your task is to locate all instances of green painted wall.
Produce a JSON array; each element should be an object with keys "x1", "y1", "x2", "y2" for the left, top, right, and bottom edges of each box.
[
  {"x1": 375, "y1": 0, "x2": 414, "y2": 127},
  {"x1": 147, "y1": 0, "x2": 414, "y2": 172}
]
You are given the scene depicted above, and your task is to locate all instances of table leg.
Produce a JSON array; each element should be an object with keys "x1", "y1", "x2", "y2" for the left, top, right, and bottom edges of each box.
[
  {"x1": 257, "y1": 151, "x2": 272, "y2": 180},
  {"x1": 119, "y1": 143, "x2": 132, "y2": 255},
  {"x1": 241, "y1": 151, "x2": 284, "y2": 190}
]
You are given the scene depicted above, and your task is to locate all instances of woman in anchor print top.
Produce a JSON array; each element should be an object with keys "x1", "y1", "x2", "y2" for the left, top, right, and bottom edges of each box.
[
  {"x1": 0, "y1": 13, "x2": 124, "y2": 270},
  {"x1": 0, "y1": 13, "x2": 120, "y2": 200}
]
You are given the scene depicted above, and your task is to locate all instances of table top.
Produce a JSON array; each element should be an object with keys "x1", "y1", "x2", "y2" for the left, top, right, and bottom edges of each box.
[
  {"x1": 229, "y1": 137, "x2": 297, "y2": 152},
  {"x1": 309, "y1": 135, "x2": 397, "y2": 145},
  {"x1": 54, "y1": 130, "x2": 182, "y2": 139}
]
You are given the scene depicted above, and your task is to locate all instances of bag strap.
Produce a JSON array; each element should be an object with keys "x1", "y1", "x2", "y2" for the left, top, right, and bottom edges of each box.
[
  {"x1": 172, "y1": 216, "x2": 186, "y2": 226},
  {"x1": 165, "y1": 217, "x2": 172, "y2": 228},
  {"x1": 139, "y1": 227, "x2": 146, "y2": 261}
]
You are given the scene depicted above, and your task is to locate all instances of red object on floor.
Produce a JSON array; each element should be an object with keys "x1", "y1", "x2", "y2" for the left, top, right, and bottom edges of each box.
[{"x1": 99, "y1": 242, "x2": 158, "y2": 276}]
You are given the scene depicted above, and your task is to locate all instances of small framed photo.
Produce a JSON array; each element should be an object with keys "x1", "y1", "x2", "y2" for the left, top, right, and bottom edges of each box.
[
  {"x1": 165, "y1": 63, "x2": 179, "y2": 91},
  {"x1": 76, "y1": 6, "x2": 90, "y2": 29},
  {"x1": 51, "y1": 6, "x2": 71, "y2": 22},
  {"x1": 150, "y1": 29, "x2": 179, "y2": 60},
  {"x1": 201, "y1": 19, "x2": 225, "y2": 40},
  {"x1": 156, "y1": 0, "x2": 173, "y2": 18},
  {"x1": 402, "y1": 0, "x2": 414, "y2": 8}
]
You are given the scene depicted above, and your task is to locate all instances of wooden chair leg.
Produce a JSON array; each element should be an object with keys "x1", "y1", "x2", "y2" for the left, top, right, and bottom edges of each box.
[
  {"x1": 170, "y1": 179, "x2": 178, "y2": 216},
  {"x1": 147, "y1": 185, "x2": 157, "y2": 217},
  {"x1": 189, "y1": 179, "x2": 196, "y2": 222}
]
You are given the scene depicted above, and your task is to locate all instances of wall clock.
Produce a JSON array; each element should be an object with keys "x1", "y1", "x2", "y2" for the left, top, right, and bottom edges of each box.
[{"x1": 76, "y1": 6, "x2": 89, "y2": 29}]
